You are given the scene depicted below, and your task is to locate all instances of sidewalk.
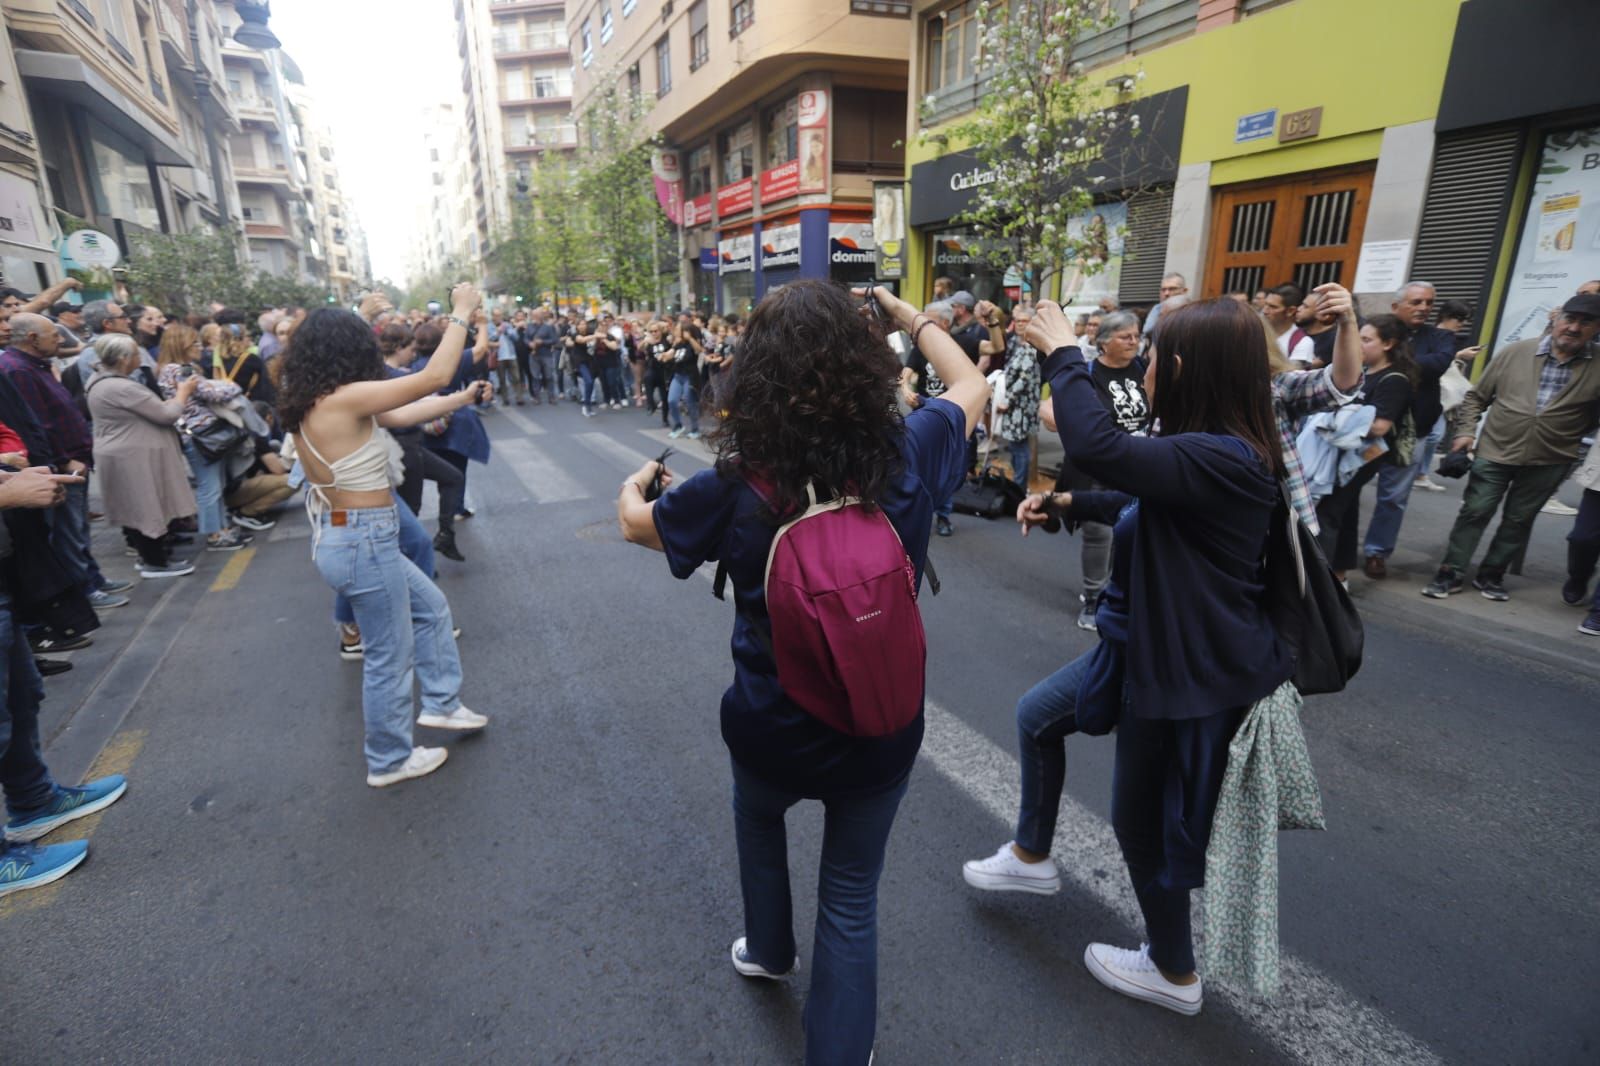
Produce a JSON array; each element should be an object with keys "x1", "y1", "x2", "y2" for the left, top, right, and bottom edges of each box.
[{"x1": 1035, "y1": 434, "x2": 1598, "y2": 680}]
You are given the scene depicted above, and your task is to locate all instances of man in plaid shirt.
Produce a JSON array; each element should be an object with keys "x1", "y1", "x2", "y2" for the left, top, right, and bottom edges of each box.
[{"x1": 1425, "y1": 293, "x2": 1600, "y2": 602}]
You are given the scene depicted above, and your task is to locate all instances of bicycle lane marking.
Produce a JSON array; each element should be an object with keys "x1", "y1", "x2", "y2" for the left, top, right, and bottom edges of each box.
[{"x1": 918, "y1": 700, "x2": 1444, "y2": 1066}]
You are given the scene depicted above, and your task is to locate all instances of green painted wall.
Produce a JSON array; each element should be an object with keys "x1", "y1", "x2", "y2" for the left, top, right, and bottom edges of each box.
[{"x1": 903, "y1": 0, "x2": 1464, "y2": 303}]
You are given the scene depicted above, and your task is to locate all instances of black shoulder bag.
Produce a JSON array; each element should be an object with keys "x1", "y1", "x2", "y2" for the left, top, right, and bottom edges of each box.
[{"x1": 1264, "y1": 483, "x2": 1364, "y2": 695}]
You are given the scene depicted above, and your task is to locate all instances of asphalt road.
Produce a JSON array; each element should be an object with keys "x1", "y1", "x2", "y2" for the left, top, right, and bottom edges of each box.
[{"x1": 4, "y1": 401, "x2": 1595, "y2": 1065}]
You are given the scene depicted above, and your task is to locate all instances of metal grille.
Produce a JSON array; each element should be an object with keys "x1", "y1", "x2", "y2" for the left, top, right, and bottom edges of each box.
[
  {"x1": 1298, "y1": 190, "x2": 1355, "y2": 248},
  {"x1": 1408, "y1": 127, "x2": 1524, "y2": 343},
  {"x1": 1222, "y1": 265, "x2": 1266, "y2": 296},
  {"x1": 1292, "y1": 261, "x2": 1343, "y2": 291},
  {"x1": 1119, "y1": 186, "x2": 1175, "y2": 305},
  {"x1": 1228, "y1": 200, "x2": 1275, "y2": 253}
]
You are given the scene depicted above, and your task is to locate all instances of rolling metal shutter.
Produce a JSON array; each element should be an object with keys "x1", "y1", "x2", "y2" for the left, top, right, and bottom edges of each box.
[
  {"x1": 1119, "y1": 186, "x2": 1174, "y2": 305},
  {"x1": 1407, "y1": 127, "x2": 1525, "y2": 343}
]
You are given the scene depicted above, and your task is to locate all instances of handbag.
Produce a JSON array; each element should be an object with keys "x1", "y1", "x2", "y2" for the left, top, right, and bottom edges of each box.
[
  {"x1": 188, "y1": 417, "x2": 249, "y2": 462},
  {"x1": 952, "y1": 468, "x2": 1025, "y2": 518},
  {"x1": 1438, "y1": 362, "x2": 1471, "y2": 411},
  {"x1": 1264, "y1": 483, "x2": 1363, "y2": 695}
]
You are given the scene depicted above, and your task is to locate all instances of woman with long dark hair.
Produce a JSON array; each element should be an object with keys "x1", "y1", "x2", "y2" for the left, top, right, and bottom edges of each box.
[
  {"x1": 278, "y1": 286, "x2": 491, "y2": 787},
  {"x1": 1316, "y1": 312, "x2": 1416, "y2": 582},
  {"x1": 965, "y1": 298, "x2": 1295, "y2": 1017},
  {"x1": 617, "y1": 280, "x2": 988, "y2": 1065}
]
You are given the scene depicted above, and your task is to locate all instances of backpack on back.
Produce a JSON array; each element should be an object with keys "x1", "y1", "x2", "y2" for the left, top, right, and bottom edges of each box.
[{"x1": 715, "y1": 482, "x2": 927, "y2": 738}]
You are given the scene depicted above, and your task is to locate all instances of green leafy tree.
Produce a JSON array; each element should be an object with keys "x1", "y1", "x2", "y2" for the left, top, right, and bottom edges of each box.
[
  {"x1": 244, "y1": 272, "x2": 332, "y2": 312},
  {"x1": 402, "y1": 256, "x2": 469, "y2": 311},
  {"x1": 489, "y1": 195, "x2": 545, "y2": 306},
  {"x1": 575, "y1": 73, "x2": 670, "y2": 310},
  {"x1": 921, "y1": 0, "x2": 1150, "y2": 298},
  {"x1": 124, "y1": 230, "x2": 251, "y2": 312},
  {"x1": 532, "y1": 153, "x2": 594, "y2": 309}
]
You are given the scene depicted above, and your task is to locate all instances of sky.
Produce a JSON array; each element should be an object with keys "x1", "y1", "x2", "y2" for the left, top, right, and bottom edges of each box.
[{"x1": 267, "y1": 0, "x2": 461, "y2": 284}]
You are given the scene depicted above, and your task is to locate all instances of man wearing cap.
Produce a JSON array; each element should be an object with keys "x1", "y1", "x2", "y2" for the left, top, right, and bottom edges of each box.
[
  {"x1": 48, "y1": 302, "x2": 88, "y2": 363},
  {"x1": 1423, "y1": 293, "x2": 1600, "y2": 602}
]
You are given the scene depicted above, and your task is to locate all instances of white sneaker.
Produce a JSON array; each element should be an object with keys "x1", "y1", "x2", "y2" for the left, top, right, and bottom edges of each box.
[
  {"x1": 366, "y1": 746, "x2": 448, "y2": 788},
  {"x1": 730, "y1": 937, "x2": 799, "y2": 980},
  {"x1": 1083, "y1": 942, "x2": 1202, "y2": 1015},
  {"x1": 1541, "y1": 498, "x2": 1579, "y2": 517},
  {"x1": 962, "y1": 842, "x2": 1062, "y2": 894},
  {"x1": 416, "y1": 705, "x2": 488, "y2": 731},
  {"x1": 1413, "y1": 475, "x2": 1446, "y2": 493}
]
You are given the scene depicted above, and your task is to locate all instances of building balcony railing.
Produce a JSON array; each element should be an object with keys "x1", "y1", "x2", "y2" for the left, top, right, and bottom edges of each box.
[
  {"x1": 505, "y1": 128, "x2": 578, "y2": 151},
  {"x1": 236, "y1": 97, "x2": 279, "y2": 124},
  {"x1": 234, "y1": 163, "x2": 296, "y2": 187},
  {"x1": 492, "y1": 31, "x2": 568, "y2": 57},
  {"x1": 499, "y1": 92, "x2": 572, "y2": 108}
]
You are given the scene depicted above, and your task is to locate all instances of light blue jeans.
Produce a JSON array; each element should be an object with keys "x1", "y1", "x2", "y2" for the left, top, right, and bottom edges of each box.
[
  {"x1": 182, "y1": 438, "x2": 227, "y2": 536},
  {"x1": 313, "y1": 506, "x2": 462, "y2": 775},
  {"x1": 1363, "y1": 414, "x2": 1446, "y2": 559},
  {"x1": 668, "y1": 375, "x2": 699, "y2": 432},
  {"x1": 333, "y1": 494, "x2": 436, "y2": 625}
]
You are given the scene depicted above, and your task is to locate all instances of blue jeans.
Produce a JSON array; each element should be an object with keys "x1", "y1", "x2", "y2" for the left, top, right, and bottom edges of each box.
[
  {"x1": 603, "y1": 364, "x2": 626, "y2": 404},
  {"x1": 0, "y1": 594, "x2": 55, "y2": 818},
  {"x1": 52, "y1": 480, "x2": 105, "y2": 594},
  {"x1": 1363, "y1": 415, "x2": 1445, "y2": 559},
  {"x1": 1007, "y1": 438, "x2": 1031, "y2": 489},
  {"x1": 668, "y1": 375, "x2": 699, "y2": 432},
  {"x1": 183, "y1": 438, "x2": 227, "y2": 536},
  {"x1": 731, "y1": 759, "x2": 909, "y2": 1066},
  {"x1": 334, "y1": 494, "x2": 435, "y2": 625},
  {"x1": 312, "y1": 506, "x2": 462, "y2": 775},
  {"x1": 532, "y1": 351, "x2": 559, "y2": 400},
  {"x1": 578, "y1": 364, "x2": 598, "y2": 406},
  {"x1": 1014, "y1": 651, "x2": 1091, "y2": 855}
]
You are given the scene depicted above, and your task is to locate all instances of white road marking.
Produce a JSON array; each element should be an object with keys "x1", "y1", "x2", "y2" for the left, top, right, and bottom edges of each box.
[
  {"x1": 918, "y1": 700, "x2": 1443, "y2": 1066},
  {"x1": 498, "y1": 407, "x2": 546, "y2": 436},
  {"x1": 575, "y1": 431, "x2": 709, "y2": 474},
  {"x1": 637, "y1": 424, "x2": 716, "y2": 462},
  {"x1": 496, "y1": 437, "x2": 589, "y2": 503}
]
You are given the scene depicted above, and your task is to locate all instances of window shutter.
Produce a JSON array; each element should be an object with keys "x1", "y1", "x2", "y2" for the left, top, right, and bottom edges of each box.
[
  {"x1": 1408, "y1": 127, "x2": 1524, "y2": 343},
  {"x1": 1119, "y1": 186, "x2": 1174, "y2": 306}
]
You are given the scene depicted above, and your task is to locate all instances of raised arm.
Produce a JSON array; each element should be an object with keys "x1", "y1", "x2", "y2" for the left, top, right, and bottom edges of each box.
[
  {"x1": 324, "y1": 283, "x2": 480, "y2": 419},
  {"x1": 1313, "y1": 283, "x2": 1361, "y2": 393},
  {"x1": 377, "y1": 381, "x2": 487, "y2": 429},
  {"x1": 20, "y1": 276, "x2": 81, "y2": 314},
  {"x1": 869, "y1": 286, "x2": 987, "y2": 436}
]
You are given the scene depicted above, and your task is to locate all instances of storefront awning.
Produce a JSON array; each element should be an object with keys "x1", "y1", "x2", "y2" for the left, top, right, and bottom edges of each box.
[{"x1": 15, "y1": 49, "x2": 190, "y2": 168}]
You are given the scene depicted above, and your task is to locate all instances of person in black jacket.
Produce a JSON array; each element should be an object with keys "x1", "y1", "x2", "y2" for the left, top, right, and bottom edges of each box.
[{"x1": 963, "y1": 298, "x2": 1293, "y2": 1018}]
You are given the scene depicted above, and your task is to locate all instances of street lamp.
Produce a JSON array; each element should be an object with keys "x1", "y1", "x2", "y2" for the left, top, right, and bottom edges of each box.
[{"x1": 233, "y1": 1, "x2": 282, "y2": 51}]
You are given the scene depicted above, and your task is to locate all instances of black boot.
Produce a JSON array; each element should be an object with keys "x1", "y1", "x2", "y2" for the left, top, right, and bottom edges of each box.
[{"x1": 433, "y1": 529, "x2": 465, "y2": 562}]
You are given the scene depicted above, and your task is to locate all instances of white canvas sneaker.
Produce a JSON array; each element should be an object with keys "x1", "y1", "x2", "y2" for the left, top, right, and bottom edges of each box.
[
  {"x1": 1083, "y1": 942, "x2": 1202, "y2": 1015},
  {"x1": 961, "y1": 842, "x2": 1062, "y2": 894},
  {"x1": 417, "y1": 705, "x2": 488, "y2": 731},
  {"x1": 730, "y1": 937, "x2": 799, "y2": 980},
  {"x1": 366, "y1": 746, "x2": 448, "y2": 788}
]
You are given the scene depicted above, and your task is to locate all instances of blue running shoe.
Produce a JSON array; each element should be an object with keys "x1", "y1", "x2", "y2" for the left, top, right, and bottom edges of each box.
[
  {"x1": 0, "y1": 840, "x2": 88, "y2": 897},
  {"x1": 5, "y1": 775, "x2": 128, "y2": 843}
]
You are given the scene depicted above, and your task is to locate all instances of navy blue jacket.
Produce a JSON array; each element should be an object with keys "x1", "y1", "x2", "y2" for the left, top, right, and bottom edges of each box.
[
  {"x1": 1407, "y1": 323, "x2": 1460, "y2": 434},
  {"x1": 1043, "y1": 346, "x2": 1291, "y2": 719}
]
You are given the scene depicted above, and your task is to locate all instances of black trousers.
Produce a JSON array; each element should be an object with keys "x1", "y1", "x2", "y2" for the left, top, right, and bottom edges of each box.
[
  {"x1": 432, "y1": 447, "x2": 469, "y2": 523},
  {"x1": 123, "y1": 529, "x2": 168, "y2": 567},
  {"x1": 1315, "y1": 457, "x2": 1385, "y2": 572}
]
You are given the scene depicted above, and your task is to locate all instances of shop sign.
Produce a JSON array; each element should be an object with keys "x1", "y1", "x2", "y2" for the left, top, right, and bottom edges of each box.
[
  {"x1": 1493, "y1": 124, "x2": 1600, "y2": 350},
  {"x1": 683, "y1": 193, "x2": 713, "y2": 228},
  {"x1": 0, "y1": 173, "x2": 45, "y2": 248},
  {"x1": 651, "y1": 148, "x2": 683, "y2": 225},
  {"x1": 1235, "y1": 109, "x2": 1277, "y2": 144},
  {"x1": 828, "y1": 222, "x2": 874, "y2": 266},
  {"x1": 698, "y1": 248, "x2": 719, "y2": 272},
  {"x1": 761, "y1": 159, "x2": 801, "y2": 204},
  {"x1": 1279, "y1": 107, "x2": 1323, "y2": 144},
  {"x1": 716, "y1": 178, "x2": 754, "y2": 218},
  {"x1": 908, "y1": 86, "x2": 1186, "y2": 228},
  {"x1": 872, "y1": 182, "x2": 907, "y2": 280},
  {"x1": 797, "y1": 89, "x2": 829, "y2": 195},
  {"x1": 759, "y1": 223, "x2": 802, "y2": 270},
  {"x1": 718, "y1": 233, "x2": 754, "y2": 275}
]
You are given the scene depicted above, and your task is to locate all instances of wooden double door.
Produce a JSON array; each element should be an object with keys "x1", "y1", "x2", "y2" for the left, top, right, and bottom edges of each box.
[{"x1": 1203, "y1": 164, "x2": 1375, "y2": 298}]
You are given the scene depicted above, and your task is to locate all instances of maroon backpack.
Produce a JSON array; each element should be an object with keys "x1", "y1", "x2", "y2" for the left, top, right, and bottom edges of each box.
[{"x1": 714, "y1": 482, "x2": 928, "y2": 737}]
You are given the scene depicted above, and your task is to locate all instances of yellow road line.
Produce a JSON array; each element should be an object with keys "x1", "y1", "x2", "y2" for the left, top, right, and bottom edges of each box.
[
  {"x1": 209, "y1": 546, "x2": 256, "y2": 592},
  {"x1": 0, "y1": 729, "x2": 146, "y2": 918}
]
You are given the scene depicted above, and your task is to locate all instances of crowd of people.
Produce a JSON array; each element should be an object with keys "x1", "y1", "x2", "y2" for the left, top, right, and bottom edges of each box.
[{"x1": 0, "y1": 256, "x2": 1594, "y2": 1065}]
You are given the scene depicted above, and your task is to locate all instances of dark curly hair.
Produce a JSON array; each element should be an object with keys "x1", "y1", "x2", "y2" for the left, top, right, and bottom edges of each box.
[
  {"x1": 276, "y1": 308, "x2": 385, "y2": 433},
  {"x1": 709, "y1": 279, "x2": 904, "y2": 520},
  {"x1": 1361, "y1": 313, "x2": 1419, "y2": 387}
]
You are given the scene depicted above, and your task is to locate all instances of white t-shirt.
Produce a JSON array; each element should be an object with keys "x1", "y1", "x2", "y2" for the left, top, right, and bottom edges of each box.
[{"x1": 1276, "y1": 327, "x2": 1315, "y2": 365}]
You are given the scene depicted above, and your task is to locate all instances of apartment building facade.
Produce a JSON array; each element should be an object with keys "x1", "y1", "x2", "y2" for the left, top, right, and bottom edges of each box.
[
  {"x1": 567, "y1": 0, "x2": 911, "y2": 315},
  {"x1": 453, "y1": 0, "x2": 575, "y2": 281},
  {"x1": 904, "y1": 0, "x2": 1598, "y2": 349},
  {"x1": 0, "y1": 0, "x2": 364, "y2": 300}
]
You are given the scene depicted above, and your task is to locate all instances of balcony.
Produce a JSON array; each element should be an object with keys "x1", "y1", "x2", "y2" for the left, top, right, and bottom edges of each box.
[
  {"x1": 492, "y1": 31, "x2": 569, "y2": 59},
  {"x1": 505, "y1": 126, "x2": 578, "y2": 152},
  {"x1": 235, "y1": 96, "x2": 279, "y2": 125},
  {"x1": 233, "y1": 163, "x2": 296, "y2": 190},
  {"x1": 244, "y1": 222, "x2": 300, "y2": 246},
  {"x1": 489, "y1": 0, "x2": 565, "y2": 13},
  {"x1": 498, "y1": 91, "x2": 572, "y2": 109}
]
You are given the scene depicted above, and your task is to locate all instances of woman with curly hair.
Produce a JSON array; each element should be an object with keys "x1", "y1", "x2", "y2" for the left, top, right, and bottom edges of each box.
[
  {"x1": 278, "y1": 285, "x2": 492, "y2": 788},
  {"x1": 617, "y1": 280, "x2": 988, "y2": 1065}
]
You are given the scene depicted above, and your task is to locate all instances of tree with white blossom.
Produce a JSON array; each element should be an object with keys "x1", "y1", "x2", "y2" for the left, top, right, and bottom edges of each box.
[{"x1": 920, "y1": 0, "x2": 1150, "y2": 300}]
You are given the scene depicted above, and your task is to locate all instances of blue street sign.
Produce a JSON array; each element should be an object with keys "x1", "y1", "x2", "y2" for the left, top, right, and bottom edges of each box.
[{"x1": 1235, "y1": 109, "x2": 1277, "y2": 144}]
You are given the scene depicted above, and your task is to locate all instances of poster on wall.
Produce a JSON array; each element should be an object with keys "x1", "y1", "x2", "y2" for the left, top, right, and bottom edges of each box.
[
  {"x1": 1058, "y1": 201, "x2": 1127, "y2": 309},
  {"x1": 797, "y1": 90, "x2": 829, "y2": 194},
  {"x1": 872, "y1": 182, "x2": 906, "y2": 280},
  {"x1": 759, "y1": 223, "x2": 801, "y2": 270},
  {"x1": 650, "y1": 148, "x2": 683, "y2": 225},
  {"x1": 718, "y1": 233, "x2": 754, "y2": 275},
  {"x1": 1494, "y1": 125, "x2": 1600, "y2": 351}
]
